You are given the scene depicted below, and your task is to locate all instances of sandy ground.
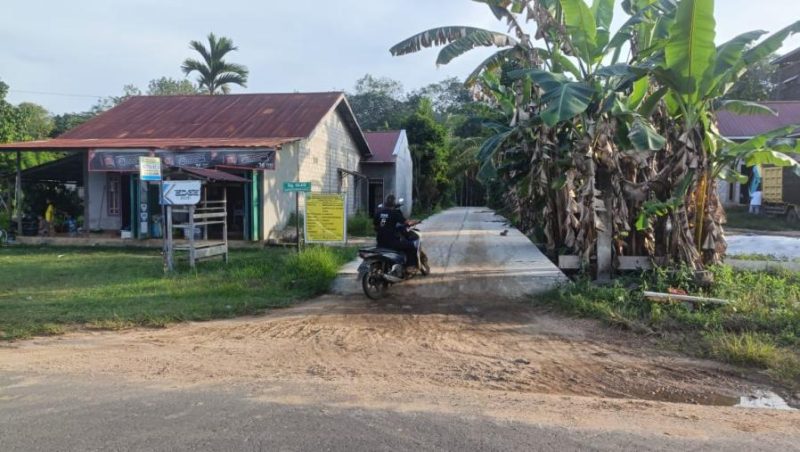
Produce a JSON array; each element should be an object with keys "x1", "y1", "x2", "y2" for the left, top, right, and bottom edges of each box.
[{"x1": 2, "y1": 295, "x2": 798, "y2": 443}]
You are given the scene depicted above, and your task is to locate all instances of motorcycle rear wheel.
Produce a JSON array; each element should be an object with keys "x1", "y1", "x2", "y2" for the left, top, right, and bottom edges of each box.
[{"x1": 362, "y1": 263, "x2": 388, "y2": 300}]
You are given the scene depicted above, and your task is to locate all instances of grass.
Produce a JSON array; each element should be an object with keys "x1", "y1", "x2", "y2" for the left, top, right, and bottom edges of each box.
[
  {"x1": 725, "y1": 206, "x2": 800, "y2": 231},
  {"x1": 541, "y1": 265, "x2": 800, "y2": 386},
  {"x1": 0, "y1": 245, "x2": 356, "y2": 341},
  {"x1": 347, "y1": 212, "x2": 373, "y2": 237}
]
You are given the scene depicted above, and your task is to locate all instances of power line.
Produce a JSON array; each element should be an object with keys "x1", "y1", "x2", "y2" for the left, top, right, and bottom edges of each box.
[{"x1": 8, "y1": 89, "x2": 104, "y2": 99}]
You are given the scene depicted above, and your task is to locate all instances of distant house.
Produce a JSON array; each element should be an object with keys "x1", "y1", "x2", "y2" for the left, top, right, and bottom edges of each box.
[
  {"x1": 0, "y1": 92, "x2": 372, "y2": 241},
  {"x1": 362, "y1": 130, "x2": 413, "y2": 217},
  {"x1": 716, "y1": 101, "x2": 800, "y2": 206},
  {"x1": 773, "y1": 48, "x2": 800, "y2": 101}
]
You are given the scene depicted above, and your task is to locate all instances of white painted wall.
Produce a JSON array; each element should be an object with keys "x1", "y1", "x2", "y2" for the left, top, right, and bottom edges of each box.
[
  {"x1": 262, "y1": 142, "x2": 300, "y2": 240},
  {"x1": 299, "y1": 107, "x2": 364, "y2": 216},
  {"x1": 393, "y1": 131, "x2": 413, "y2": 217},
  {"x1": 86, "y1": 171, "x2": 122, "y2": 231}
]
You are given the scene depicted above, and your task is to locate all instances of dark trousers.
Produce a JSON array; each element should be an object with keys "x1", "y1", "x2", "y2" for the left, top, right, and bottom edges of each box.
[{"x1": 379, "y1": 237, "x2": 418, "y2": 267}]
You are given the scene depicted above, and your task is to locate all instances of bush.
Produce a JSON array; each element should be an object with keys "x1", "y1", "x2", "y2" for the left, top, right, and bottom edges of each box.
[
  {"x1": 283, "y1": 246, "x2": 356, "y2": 295},
  {"x1": 348, "y1": 212, "x2": 373, "y2": 237},
  {"x1": 0, "y1": 211, "x2": 10, "y2": 231}
]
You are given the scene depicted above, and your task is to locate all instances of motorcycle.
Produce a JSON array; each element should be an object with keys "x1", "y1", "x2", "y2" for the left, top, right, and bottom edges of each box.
[{"x1": 357, "y1": 209, "x2": 431, "y2": 300}]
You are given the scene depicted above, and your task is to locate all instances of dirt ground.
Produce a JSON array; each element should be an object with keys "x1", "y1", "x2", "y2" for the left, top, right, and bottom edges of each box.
[{"x1": 1, "y1": 295, "x2": 799, "y2": 442}]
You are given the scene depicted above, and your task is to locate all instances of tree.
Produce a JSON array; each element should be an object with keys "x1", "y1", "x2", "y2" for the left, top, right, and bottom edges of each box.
[
  {"x1": 348, "y1": 75, "x2": 410, "y2": 131},
  {"x1": 147, "y1": 77, "x2": 200, "y2": 96},
  {"x1": 725, "y1": 56, "x2": 777, "y2": 101},
  {"x1": 16, "y1": 103, "x2": 53, "y2": 140},
  {"x1": 403, "y1": 98, "x2": 451, "y2": 211},
  {"x1": 392, "y1": 0, "x2": 800, "y2": 273},
  {"x1": 181, "y1": 33, "x2": 249, "y2": 95}
]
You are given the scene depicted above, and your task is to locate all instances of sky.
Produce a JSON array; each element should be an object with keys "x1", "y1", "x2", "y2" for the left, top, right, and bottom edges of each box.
[{"x1": 1, "y1": 0, "x2": 799, "y2": 114}]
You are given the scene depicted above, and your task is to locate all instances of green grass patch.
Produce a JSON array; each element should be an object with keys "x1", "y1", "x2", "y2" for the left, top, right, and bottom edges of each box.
[
  {"x1": 725, "y1": 206, "x2": 800, "y2": 231},
  {"x1": 0, "y1": 245, "x2": 356, "y2": 341},
  {"x1": 347, "y1": 212, "x2": 373, "y2": 237},
  {"x1": 541, "y1": 265, "x2": 800, "y2": 386}
]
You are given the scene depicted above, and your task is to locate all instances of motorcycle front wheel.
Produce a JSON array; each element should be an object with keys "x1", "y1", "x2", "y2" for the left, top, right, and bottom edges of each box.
[{"x1": 362, "y1": 262, "x2": 388, "y2": 300}]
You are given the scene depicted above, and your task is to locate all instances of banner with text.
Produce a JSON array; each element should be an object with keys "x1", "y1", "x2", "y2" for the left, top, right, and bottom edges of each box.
[
  {"x1": 305, "y1": 194, "x2": 347, "y2": 243},
  {"x1": 88, "y1": 149, "x2": 276, "y2": 172}
]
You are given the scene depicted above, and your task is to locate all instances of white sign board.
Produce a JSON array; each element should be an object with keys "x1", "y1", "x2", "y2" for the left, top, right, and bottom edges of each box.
[
  {"x1": 139, "y1": 156, "x2": 162, "y2": 182},
  {"x1": 161, "y1": 180, "x2": 202, "y2": 205}
]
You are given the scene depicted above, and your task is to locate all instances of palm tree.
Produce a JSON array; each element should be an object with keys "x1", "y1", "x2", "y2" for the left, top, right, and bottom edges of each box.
[{"x1": 181, "y1": 33, "x2": 249, "y2": 95}]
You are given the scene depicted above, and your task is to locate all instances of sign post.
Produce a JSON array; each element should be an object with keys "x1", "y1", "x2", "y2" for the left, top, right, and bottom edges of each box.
[
  {"x1": 283, "y1": 182, "x2": 312, "y2": 252},
  {"x1": 139, "y1": 156, "x2": 164, "y2": 269},
  {"x1": 304, "y1": 193, "x2": 347, "y2": 244},
  {"x1": 160, "y1": 180, "x2": 203, "y2": 272}
]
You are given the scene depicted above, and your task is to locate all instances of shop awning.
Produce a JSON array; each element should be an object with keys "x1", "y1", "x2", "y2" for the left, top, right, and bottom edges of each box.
[{"x1": 173, "y1": 166, "x2": 251, "y2": 183}]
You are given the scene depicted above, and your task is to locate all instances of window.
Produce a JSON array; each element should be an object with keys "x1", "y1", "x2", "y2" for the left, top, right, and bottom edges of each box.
[{"x1": 107, "y1": 174, "x2": 121, "y2": 216}]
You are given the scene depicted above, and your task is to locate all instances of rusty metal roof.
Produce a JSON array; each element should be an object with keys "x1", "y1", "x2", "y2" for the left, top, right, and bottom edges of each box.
[
  {"x1": 0, "y1": 92, "x2": 372, "y2": 155},
  {"x1": 363, "y1": 131, "x2": 402, "y2": 163},
  {"x1": 717, "y1": 101, "x2": 800, "y2": 139}
]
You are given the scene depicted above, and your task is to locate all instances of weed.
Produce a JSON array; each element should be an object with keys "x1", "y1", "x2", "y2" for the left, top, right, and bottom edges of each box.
[{"x1": 348, "y1": 212, "x2": 373, "y2": 237}]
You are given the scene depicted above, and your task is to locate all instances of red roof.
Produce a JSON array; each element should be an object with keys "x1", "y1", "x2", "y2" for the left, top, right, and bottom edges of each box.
[
  {"x1": 0, "y1": 92, "x2": 371, "y2": 155},
  {"x1": 363, "y1": 131, "x2": 402, "y2": 163},
  {"x1": 717, "y1": 101, "x2": 800, "y2": 139}
]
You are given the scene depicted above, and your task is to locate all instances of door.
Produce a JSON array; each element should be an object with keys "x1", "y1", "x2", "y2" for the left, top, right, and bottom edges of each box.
[{"x1": 368, "y1": 179, "x2": 384, "y2": 216}]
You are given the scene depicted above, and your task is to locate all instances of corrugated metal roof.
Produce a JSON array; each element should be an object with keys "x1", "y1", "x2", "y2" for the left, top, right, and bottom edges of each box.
[
  {"x1": 0, "y1": 137, "x2": 298, "y2": 150},
  {"x1": 717, "y1": 101, "x2": 800, "y2": 138},
  {"x1": 63, "y1": 92, "x2": 344, "y2": 140},
  {"x1": 174, "y1": 166, "x2": 251, "y2": 183},
  {"x1": 0, "y1": 92, "x2": 372, "y2": 156},
  {"x1": 363, "y1": 131, "x2": 402, "y2": 163}
]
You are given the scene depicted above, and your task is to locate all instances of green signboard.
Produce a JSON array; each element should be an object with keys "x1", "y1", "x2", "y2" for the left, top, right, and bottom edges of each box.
[{"x1": 283, "y1": 181, "x2": 312, "y2": 192}]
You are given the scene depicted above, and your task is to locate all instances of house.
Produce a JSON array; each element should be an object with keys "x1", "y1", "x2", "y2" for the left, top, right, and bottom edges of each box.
[
  {"x1": 773, "y1": 48, "x2": 800, "y2": 101},
  {"x1": 362, "y1": 130, "x2": 413, "y2": 217},
  {"x1": 0, "y1": 92, "x2": 372, "y2": 241},
  {"x1": 715, "y1": 101, "x2": 800, "y2": 206}
]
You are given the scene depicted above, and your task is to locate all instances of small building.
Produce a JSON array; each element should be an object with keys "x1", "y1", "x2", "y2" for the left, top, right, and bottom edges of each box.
[
  {"x1": 362, "y1": 130, "x2": 413, "y2": 217},
  {"x1": 716, "y1": 101, "x2": 800, "y2": 206},
  {"x1": 0, "y1": 92, "x2": 373, "y2": 241}
]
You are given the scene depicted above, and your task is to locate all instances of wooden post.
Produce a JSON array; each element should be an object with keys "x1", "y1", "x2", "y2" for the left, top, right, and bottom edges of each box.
[
  {"x1": 166, "y1": 205, "x2": 174, "y2": 272},
  {"x1": 188, "y1": 205, "x2": 196, "y2": 268},
  {"x1": 223, "y1": 186, "x2": 229, "y2": 264},
  {"x1": 203, "y1": 185, "x2": 209, "y2": 241},
  {"x1": 14, "y1": 151, "x2": 22, "y2": 233},
  {"x1": 295, "y1": 191, "x2": 300, "y2": 253}
]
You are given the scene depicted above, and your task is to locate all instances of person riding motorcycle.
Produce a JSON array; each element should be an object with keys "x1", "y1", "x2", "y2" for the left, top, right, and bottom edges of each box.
[{"x1": 373, "y1": 195, "x2": 419, "y2": 272}]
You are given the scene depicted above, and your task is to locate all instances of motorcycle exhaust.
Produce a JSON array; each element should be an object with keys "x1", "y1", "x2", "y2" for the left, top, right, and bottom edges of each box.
[{"x1": 383, "y1": 274, "x2": 404, "y2": 283}]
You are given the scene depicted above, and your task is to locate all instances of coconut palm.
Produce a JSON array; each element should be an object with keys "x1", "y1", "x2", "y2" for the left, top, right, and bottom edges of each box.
[{"x1": 181, "y1": 33, "x2": 249, "y2": 95}]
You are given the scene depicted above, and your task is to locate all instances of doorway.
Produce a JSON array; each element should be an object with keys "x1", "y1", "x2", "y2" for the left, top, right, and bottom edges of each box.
[{"x1": 368, "y1": 179, "x2": 384, "y2": 216}]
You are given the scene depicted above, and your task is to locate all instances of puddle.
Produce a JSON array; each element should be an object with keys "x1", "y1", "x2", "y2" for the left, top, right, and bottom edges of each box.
[{"x1": 736, "y1": 390, "x2": 797, "y2": 411}]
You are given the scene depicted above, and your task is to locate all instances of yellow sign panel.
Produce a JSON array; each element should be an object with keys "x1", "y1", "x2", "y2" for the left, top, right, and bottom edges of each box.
[{"x1": 305, "y1": 194, "x2": 346, "y2": 243}]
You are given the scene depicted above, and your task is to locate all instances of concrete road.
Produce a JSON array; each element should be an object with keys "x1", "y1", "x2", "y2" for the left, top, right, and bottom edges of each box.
[
  {"x1": 0, "y1": 375, "x2": 783, "y2": 452},
  {"x1": 333, "y1": 207, "x2": 568, "y2": 299}
]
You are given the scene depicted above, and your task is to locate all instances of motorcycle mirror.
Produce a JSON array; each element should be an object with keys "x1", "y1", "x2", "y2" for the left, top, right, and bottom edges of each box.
[{"x1": 397, "y1": 198, "x2": 405, "y2": 206}]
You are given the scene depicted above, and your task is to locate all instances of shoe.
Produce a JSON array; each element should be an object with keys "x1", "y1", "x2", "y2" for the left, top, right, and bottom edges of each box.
[{"x1": 406, "y1": 266, "x2": 419, "y2": 275}]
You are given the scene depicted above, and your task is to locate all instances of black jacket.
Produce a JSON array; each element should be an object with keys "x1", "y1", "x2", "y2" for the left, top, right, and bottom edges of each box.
[{"x1": 374, "y1": 207, "x2": 407, "y2": 246}]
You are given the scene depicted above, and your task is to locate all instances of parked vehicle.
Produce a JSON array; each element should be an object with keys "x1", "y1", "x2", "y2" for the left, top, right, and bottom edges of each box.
[
  {"x1": 762, "y1": 166, "x2": 800, "y2": 223},
  {"x1": 358, "y1": 221, "x2": 431, "y2": 300}
]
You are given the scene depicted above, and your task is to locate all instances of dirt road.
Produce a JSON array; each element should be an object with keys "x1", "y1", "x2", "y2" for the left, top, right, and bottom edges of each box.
[
  {"x1": 1, "y1": 208, "x2": 799, "y2": 450},
  {"x1": 1, "y1": 295, "x2": 799, "y2": 450}
]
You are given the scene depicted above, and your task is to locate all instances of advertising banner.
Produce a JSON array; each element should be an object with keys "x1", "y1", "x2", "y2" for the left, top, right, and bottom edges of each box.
[
  {"x1": 88, "y1": 149, "x2": 276, "y2": 172},
  {"x1": 88, "y1": 150, "x2": 149, "y2": 172},
  {"x1": 305, "y1": 194, "x2": 346, "y2": 243},
  {"x1": 139, "y1": 157, "x2": 162, "y2": 182},
  {"x1": 161, "y1": 180, "x2": 202, "y2": 205}
]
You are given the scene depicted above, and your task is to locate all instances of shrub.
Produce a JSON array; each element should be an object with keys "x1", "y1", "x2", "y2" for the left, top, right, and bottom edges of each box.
[
  {"x1": 283, "y1": 246, "x2": 355, "y2": 295},
  {"x1": 348, "y1": 212, "x2": 373, "y2": 237}
]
